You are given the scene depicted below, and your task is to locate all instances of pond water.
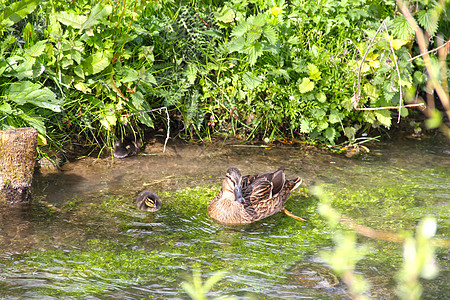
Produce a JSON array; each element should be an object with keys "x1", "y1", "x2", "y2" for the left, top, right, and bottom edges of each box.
[{"x1": 0, "y1": 134, "x2": 449, "y2": 299}]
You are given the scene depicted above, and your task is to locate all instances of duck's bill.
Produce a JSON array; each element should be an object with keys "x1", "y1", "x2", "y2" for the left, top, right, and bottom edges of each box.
[{"x1": 234, "y1": 186, "x2": 245, "y2": 204}]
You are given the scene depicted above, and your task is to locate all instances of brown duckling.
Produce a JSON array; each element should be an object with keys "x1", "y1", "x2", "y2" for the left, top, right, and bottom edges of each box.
[
  {"x1": 113, "y1": 138, "x2": 140, "y2": 159},
  {"x1": 136, "y1": 190, "x2": 162, "y2": 212},
  {"x1": 208, "y1": 167, "x2": 305, "y2": 224}
]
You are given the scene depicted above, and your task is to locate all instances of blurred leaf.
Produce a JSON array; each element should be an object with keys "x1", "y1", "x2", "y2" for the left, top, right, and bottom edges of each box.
[
  {"x1": 298, "y1": 78, "x2": 314, "y2": 93},
  {"x1": 214, "y1": 5, "x2": 235, "y2": 23},
  {"x1": 242, "y1": 71, "x2": 262, "y2": 89},
  {"x1": 374, "y1": 109, "x2": 392, "y2": 128},
  {"x1": 425, "y1": 109, "x2": 442, "y2": 129}
]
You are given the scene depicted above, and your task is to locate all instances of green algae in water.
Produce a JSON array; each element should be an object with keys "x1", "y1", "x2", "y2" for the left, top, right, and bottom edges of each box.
[{"x1": 0, "y1": 186, "x2": 332, "y2": 299}]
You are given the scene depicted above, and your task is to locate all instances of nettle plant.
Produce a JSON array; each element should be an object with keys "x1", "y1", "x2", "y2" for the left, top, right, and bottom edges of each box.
[{"x1": 210, "y1": 1, "x2": 374, "y2": 143}]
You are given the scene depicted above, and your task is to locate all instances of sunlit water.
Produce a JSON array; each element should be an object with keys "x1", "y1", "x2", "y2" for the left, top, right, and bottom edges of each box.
[{"x1": 1, "y1": 135, "x2": 449, "y2": 299}]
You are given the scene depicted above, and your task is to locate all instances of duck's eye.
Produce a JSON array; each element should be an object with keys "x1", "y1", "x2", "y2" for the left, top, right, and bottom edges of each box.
[
  {"x1": 226, "y1": 175, "x2": 236, "y2": 185},
  {"x1": 145, "y1": 197, "x2": 155, "y2": 207}
]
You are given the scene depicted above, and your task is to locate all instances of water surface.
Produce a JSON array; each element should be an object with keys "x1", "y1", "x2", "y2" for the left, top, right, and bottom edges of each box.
[{"x1": 0, "y1": 135, "x2": 449, "y2": 299}]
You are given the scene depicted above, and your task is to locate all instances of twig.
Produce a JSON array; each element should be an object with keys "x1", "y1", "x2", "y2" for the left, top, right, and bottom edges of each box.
[
  {"x1": 339, "y1": 215, "x2": 450, "y2": 247},
  {"x1": 407, "y1": 40, "x2": 450, "y2": 62},
  {"x1": 351, "y1": 21, "x2": 426, "y2": 121},
  {"x1": 398, "y1": 0, "x2": 450, "y2": 122},
  {"x1": 353, "y1": 22, "x2": 386, "y2": 108},
  {"x1": 380, "y1": 22, "x2": 404, "y2": 123},
  {"x1": 122, "y1": 107, "x2": 170, "y2": 152},
  {"x1": 356, "y1": 103, "x2": 425, "y2": 110}
]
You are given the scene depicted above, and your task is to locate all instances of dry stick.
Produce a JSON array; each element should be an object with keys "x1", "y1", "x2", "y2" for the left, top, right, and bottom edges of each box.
[
  {"x1": 398, "y1": 0, "x2": 450, "y2": 121},
  {"x1": 408, "y1": 39, "x2": 450, "y2": 62},
  {"x1": 339, "y1": 215, "x2": 450, "y2": 248},
  {"x1": 123, "y1": 107, "x2": 170, "y2": 152},
  {"x1": 381, "y1": 22, "x2": 404, "y2": 123},
  {"x1": 353, "y1": 22, "x2": 385, "y2": 108}
]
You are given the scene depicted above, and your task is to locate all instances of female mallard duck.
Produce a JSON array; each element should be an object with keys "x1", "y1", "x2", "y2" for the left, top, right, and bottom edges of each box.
[
  {"x1": 208, "y1": 167, "x2": 305, "y2": 224},
  {"x1": 136, "y1": 190, "x2": 162, "y2": 211}
]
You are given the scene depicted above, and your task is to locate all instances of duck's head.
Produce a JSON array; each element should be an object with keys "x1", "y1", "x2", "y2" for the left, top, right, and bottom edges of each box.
[
  {"x1": 223, "y1": 167, "x2": 246, "y2": 204},
  {"x1": 136, "y1": 190, "x2": 162, "y2": 211}
]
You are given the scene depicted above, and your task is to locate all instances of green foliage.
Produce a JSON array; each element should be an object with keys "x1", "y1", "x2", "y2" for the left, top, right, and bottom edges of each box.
[{"x1": 1, "y1": 0, "x2": 449, "y2": 155}]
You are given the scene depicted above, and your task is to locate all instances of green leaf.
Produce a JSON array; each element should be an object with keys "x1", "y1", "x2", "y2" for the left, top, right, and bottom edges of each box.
[
  {"x1": 213, "y1": 5, "x2": 235, "y2": 23},
  {"x1": 300, "y1": 118, "x2": 314, "y2": 133},
  {"x1": 316, "y1": 92, "x2": 327, "y2": 103},
  {"x1": 100, "y1": 103, "x2": 116, "y2": 130},
  {"x1": 311, "y1": 108, "x2": 326, "y2": 120},
  {"x1": 263, "y1": 25, "x2": 277, "y2": 44},
  {"x1": 298, "y1": 78, "x2": 314, "y2": 93},
  {"x1": 425, "y1": 109, "x2": 442, "y2": 129},
  {"x1": 130, "y1": 92, "x2": 154, "y2": 128},
  {"x1": 185, "y1": 64, "x2": 197, "y2": 85},
  {"x1": 245, "y1": 42, "x2": 263, "y2": 66},
  {"x1": 25, "y1": 40, "x2": 48, "y2": 57},
  {"x1": 344, "y1": 126, "x2": 357, "y2": 139},
  {"x1": 0, "y1": 0, "x2": 38, "y2": 27},
  {"x1": 329, "y1": 109, "x2": 343, "y2": 124},
  {"x1": 246, "y1": 29, "x2": 262, "y2": 44},
  {"x1": 307, "y1": 63, "x2": 321, "y2": 81},
  {"x1": 82, "y1": 50, "x2": 113, "y2": 75},
  {"x1": 228, "y1": 36, "x2": 245, "y2": 52},
  {"x1": 392, "y1": 15, "x2": 414, "y2": 40},
  {"x1": 54, "y1": 11, "x2": 87, "y2": 29},
  {"x1": 80, "y1": 3, "x2": 112, "y2": 31},
  {"x1": 231, "y1": 21, "x2": 249, "y2": 38},
  {"x1": 324, "y1": 127, "x2": 337, "y2": 143},
  {"x1": 413, "y1": 71, "x2": 427, "y2": 84},
  {"x1": 0, "y1": 102, "x2": 13, "y2": 114},
  {"x1": 417, "y1": 9, "x2": 439, "y2": 36},
  {"x1": 374, "y1": 109, "x2": 392, "y2": 127},
  {"x1": 242, "y1": 71, "x2": 262, "y2": 90},
  {"x1": 5, "y1": 81, "x2": 61, "y2": 112},
  {"x1": 363, "y1": 83, "x2": 380, "y2": 100},
  {"x1": 252, "y1": 14, "x2": 266, "y2": 27}
]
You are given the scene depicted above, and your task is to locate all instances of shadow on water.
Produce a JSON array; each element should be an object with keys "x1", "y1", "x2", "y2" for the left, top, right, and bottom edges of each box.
[{"x1": 0, "y1": 136, "x2": 449, "y2": 299}]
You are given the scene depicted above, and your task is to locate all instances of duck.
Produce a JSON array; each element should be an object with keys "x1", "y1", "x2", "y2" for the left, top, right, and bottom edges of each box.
[
  {"x1": 136, "y1": 190, "x2": 162, "y2": 211},
  {"x1": 113, "y1": 138, "x2": 140, "y2": 159},
  {"x1": 207, "y1": 167, "x2": 305, "y2": 224}
]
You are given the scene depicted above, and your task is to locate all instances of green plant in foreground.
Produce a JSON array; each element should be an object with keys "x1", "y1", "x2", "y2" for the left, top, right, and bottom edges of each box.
[
  {"x1": 315, "y1": 186, "x2": 440, "y2": 300},
  {"x1": 181, "y1": 268, "x2": 237, "y2": 300}
]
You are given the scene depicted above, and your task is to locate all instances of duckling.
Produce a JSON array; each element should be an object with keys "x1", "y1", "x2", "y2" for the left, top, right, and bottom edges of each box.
[
  {"x1": 113, "y1": 138, "x2": 140, "y2": 159},
  {"x1": 208, "y1": 167, "x2": 305, "y2": 224},
  {"x1": 136, "y1": 190, "x2": 162, "y2": 211}
]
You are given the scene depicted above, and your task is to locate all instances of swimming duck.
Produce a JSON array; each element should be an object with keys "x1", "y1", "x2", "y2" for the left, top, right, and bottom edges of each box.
[
  {"x1": 136, "y1": 190, "x2": 162, "y2": 211},
  {"x1": 208, "y1": 167, "x2": 305, "y2": 224}
]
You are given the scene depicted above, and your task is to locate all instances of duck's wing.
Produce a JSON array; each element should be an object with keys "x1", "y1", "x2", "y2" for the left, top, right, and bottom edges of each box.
[
  {"x1": 242, "y1": 179, "x2": 273, "y2": 205},
  {"x1": 241, "y1": 174, "x2": 258, "y2": 190}
]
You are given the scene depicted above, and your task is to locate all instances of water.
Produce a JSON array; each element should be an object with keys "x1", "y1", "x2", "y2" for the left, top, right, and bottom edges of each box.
[{"x1": 1, "y1": 135, "x2": 449, "y2": 299}]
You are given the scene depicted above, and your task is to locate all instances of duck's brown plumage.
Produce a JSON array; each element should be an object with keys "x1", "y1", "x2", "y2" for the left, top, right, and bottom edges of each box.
[{"x1": 207, "y1": 168, "x2": 302, "y2": 224}]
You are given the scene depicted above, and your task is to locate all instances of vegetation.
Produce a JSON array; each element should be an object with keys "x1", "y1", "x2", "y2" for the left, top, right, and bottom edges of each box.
[{"x1": 1, "y1": 0, "x2": 449, "y2": 158}]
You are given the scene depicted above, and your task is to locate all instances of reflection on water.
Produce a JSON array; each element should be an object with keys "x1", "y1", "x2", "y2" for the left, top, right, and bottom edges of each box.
[{"x1": 0, "y1": 136, "x2": 449, "y2": 299}]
